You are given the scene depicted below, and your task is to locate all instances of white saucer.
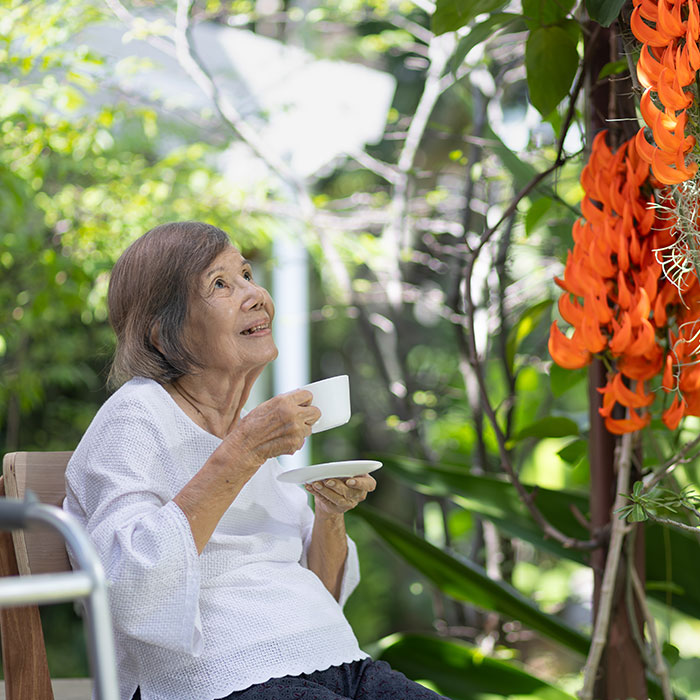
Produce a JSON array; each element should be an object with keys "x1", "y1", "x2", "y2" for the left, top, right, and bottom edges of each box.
[{"x1": 277, "y1": 460, "x2": 382, "y2": 484}]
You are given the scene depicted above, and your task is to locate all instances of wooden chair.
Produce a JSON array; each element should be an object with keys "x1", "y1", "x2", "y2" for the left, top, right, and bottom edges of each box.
[{"x1": 0, "y1": 451, "x2": 92, "y2": 700}]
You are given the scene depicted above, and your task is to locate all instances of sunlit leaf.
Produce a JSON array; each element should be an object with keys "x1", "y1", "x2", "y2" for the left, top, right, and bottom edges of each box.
[
  {"x1": 506, "y1": 299, "x2": 552, "y2": 370},
  {"x1": 377, "y1": 634, "x2": 577, "y2": 699},
  {"x1": 353, "y1": 504, "x2": 590, "y2": 655},
  {"x1": 557, "y1": 438, "x2": 587, "y2": 466},
  {"x1": 381, "y1": 455, "x2": 700, "y2": 621},
  {"x1": 524, "y1": 196, "x2": 552, "y2": 235},
  {"x1": 450, "y1": 13, "x2": 524, "y2": 72},
  {"x1": 432, "y1": 0, "x2": 511, "y2": 35}
]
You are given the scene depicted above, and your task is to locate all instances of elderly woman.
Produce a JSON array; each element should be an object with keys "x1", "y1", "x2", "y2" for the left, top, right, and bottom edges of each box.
[{"x1": 64, "y1": 222, "x2": 449, "y2": 700}]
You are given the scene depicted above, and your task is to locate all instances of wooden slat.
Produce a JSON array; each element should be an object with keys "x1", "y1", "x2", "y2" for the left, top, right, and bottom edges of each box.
[
  {"x1": 0, "y1": 475, "x2": 55, "y2": 700},
  {"x1": 2, "y1": 452, "x2": 73, "y2": 575}
]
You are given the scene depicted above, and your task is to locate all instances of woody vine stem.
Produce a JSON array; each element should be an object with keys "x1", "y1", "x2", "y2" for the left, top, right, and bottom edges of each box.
[{"x1": 579, "y1": 431, "x2": 633, "y2": 700}]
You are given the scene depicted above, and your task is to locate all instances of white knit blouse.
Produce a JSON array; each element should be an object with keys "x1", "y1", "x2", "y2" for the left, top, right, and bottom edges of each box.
[{"x1": 63, "y1": 377, "x2": 368, "y2": 700}]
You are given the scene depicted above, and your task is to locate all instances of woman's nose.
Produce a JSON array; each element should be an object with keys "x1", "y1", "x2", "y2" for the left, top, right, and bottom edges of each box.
[{"x1": 242, "y1": 282, "x2": 266, "y2": 310}]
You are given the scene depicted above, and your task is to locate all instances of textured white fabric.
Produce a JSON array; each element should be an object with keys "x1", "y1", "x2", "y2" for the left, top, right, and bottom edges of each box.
[{"x1": 64, "y1": 377, "x2": 368, "y2": 700}]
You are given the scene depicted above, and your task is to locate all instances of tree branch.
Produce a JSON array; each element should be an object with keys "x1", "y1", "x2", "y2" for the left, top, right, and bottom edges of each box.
[
  {"x1": 458, "y1": 250, "x2": 604, "y2": 550},
  {"x1": 642, "y1": 433, "x2": 700, "y2": 495},
  {"x1": 579, "y1": 432, "x2": 634, "y2": 700},
  {"x1": 630, "y1": 566, "x2": 674, "y2": 700}
]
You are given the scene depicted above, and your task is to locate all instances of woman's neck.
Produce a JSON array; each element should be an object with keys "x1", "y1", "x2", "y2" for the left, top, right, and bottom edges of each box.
[{"x1": 165, "y1": 370, "x2": 258, "y2": 438}]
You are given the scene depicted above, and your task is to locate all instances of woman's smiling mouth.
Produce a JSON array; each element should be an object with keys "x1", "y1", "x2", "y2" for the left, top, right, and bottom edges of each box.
[{"x1": 240, "y1": 321, "x2": 271, "y2": 336}]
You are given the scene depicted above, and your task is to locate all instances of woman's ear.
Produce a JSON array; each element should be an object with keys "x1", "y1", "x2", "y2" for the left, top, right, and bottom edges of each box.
[{"x1": 149, "y1": 321, "x2": 163, "y2": 352}]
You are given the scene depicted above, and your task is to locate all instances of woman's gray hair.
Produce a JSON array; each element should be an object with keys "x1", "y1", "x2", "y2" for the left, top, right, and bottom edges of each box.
[{"x1": 107, "y1": 221, "x2": 231, "y2": 387}]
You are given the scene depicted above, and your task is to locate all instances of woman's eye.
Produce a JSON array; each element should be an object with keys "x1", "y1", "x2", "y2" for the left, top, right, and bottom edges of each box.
[
  {"x1": 214, "y1": 278, "x2": 226, "y2": 289},
  {"x1": 243, "y1": 270, "x2": 253, "y2": 281}
]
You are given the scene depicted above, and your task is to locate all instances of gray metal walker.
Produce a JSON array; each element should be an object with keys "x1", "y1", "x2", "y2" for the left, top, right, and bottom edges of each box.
[{"x1": 0, "y1": 494, "x2": 119, "y2": 700}]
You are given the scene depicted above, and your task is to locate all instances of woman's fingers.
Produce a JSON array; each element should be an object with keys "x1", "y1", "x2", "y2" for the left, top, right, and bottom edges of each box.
[
  {"x1": 344, "y1": 474, "x2": 376, "y2": 493},
  {"x1": 306, "y1": 475, "x2": 375, "y2": 512}
]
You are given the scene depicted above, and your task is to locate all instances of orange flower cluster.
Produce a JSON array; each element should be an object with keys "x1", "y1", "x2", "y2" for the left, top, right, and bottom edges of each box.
[
  {"x1": 632, "y1": 0, "x2": 700, "y2": 184},
  {"x1": 548, "y1": 131, "x2": 700, "y2": 433}
]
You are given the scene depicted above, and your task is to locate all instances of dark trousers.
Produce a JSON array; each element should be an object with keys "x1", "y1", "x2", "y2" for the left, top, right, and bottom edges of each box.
[{"x1": 132, "y1": 659, "x2": 450, "y2": 699}]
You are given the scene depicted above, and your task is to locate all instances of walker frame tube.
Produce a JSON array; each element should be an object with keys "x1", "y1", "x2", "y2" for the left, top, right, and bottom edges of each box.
[{"x1": 0, "y1": 501, "x2": 119, "y2": 700}]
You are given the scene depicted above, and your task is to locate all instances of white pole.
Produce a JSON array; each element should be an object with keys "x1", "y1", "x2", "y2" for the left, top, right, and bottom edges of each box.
[{"x1": 272, "y1": 232, "x2": 311, "y2": 469}]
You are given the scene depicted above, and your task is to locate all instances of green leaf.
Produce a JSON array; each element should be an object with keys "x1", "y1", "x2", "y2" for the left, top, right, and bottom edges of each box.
[
  {"x1": 506, "y1": 299, "x2": 552, "y2": 370},
  {"x1": 524, "y1": 196, "x2": 552, "y2": 235},
  {"x1": 585, "y1": 0, "x2": 627, "y2": 27},
  {"x1": 382, "y1": 456, "x2": 590, "y2": 563},
  {"x1": 557, "y1": 438, "x2": 587, "y2": 466},
  {"x1": 353, "y1": 504, "x2": 590, "y2": 656},
  {"x1": 525, "y1": 26, "x2": 580, "y2": 117},
  {"x1": 549, "y1": 363, "x2": 586, "y2": 397},
  {"x1": 511, "y1": 415, "x2": 579, "y2": 442},
  {"x1": 598, "y1": 58, "x2": 628, "y2": 80},
  {"x1": 662, "y1": 642, "x2": 681, "y2": 667},
  {"x1": 450, "y1": 13, "x2": 524, "y2": 72},
  {"x1": 522, "y1": 0, "x2": 576, "y2": 29},
  {"x1": 645, "y1": 581, "x2": 685, "y2": 595},
  {"x1": 630, "y1": 504, "x2": 648, "y2": 522},
  {"x1": 377, "y1": 634, "x2": 577, "y2": 699},
  {"x1": 432, "y1": 0, "x2": 511, "y2": 35},
  {"x1": 380, "y1": 455, "x2": 700, "y2": 622}
]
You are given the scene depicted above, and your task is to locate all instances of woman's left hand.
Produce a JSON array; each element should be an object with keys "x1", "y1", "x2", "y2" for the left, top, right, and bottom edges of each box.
[{"x1": 305, "y1": 474, "x2": 376, "y2": 515}]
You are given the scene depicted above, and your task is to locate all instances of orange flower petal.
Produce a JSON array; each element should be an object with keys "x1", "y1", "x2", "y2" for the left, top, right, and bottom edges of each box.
[
  {"x1": 657, "y1": 0, "x2": 685, "y2": 39},
  {"x1": 618, "y1": 349, "x2": 664, "y2": 380},
  {"x1": 605, "y1": 408, "x2": 651, "y2": 434},
  {"x1": 637, "y1": 44, "x2": 664, "y2": 89},
  {"x1": 548, "y1": 322, "x2": 592, "y2": 370},
  {"x1": 626, "y1": 318, "x2": 657, "y2": 356},
  {"x1": 689, "y1": 1, "x2": 700, "y2": 41},
  {"x1": 656, "y1": 68, "x2": 693, "y2": 111},
  {"x1": 610, "y1": 313, "x2": 633, "y2": 355},
  {"x1": 617, "y1": 271, "x2": 633, "y2": 309},
  {"x1": 651, "y1": 148, "x2": 695, "y2": 184},
  {"x1": 580, "y1": 314, "x2": 607, "y2": 354},
  {"x1": 640, "y1": 88, "x2": 678, "y2": 131},
  {"x1": 680, "y1": 362, "x2": 700, "y2": 392},
  {"x1": 631, "y1": 5, "x2": 672, "y2": 46},
  {"x1": 558, "y1": 293, "x2": 584, "y2": 327},
  {"x1": 662, "y1": 353, "x2": 675, "y2": 391},
  {"x1": 662, "y1": 395, "x2": 686, "y2": 430}
]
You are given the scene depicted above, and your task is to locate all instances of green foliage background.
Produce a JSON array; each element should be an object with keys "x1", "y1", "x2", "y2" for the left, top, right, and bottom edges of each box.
[{"x1": 3, "y1": 0, "x2": 700, "y2": 697}]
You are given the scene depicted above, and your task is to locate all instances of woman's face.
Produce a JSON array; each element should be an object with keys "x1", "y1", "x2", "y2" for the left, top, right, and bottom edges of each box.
[{"x1": 185, "y1": 245, "x2": 278, "y2": 378}]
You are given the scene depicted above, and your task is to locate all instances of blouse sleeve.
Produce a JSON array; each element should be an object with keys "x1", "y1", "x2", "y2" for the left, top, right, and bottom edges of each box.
[{"x1": 64, "y1": 398, "x2": 203, "y2": 656}]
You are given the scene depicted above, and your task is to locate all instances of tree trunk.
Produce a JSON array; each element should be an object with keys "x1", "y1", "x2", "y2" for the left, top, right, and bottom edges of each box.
[{"x1": 585, "y1": 18, "x2": 648, "y2": 699}]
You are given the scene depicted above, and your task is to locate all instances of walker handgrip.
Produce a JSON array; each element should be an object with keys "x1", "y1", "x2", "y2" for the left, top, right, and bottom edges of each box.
[{"x1": 0, "y1": 492, "x2": 39, "y2": 530}]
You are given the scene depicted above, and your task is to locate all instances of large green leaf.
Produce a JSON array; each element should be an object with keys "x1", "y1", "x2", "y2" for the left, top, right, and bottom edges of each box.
[
  {"x1": 505, "y1": 299, "x2": 552, "y2": 372},
  {"x1": 522, "y1": 0, "x2": 576, "y2": 29},
  {"x1": 585, "y1": 0, "x2": 627, "y2": 27},
  {"x1": 353, "y1": 504, "x2": 590, "y2": 656},
  {"x1": 510, "y1": 415, "x2": 579, "y2": 442},
  {"x1": 450, "y1": 13, "x2": 524, "y2": 72},
  {"x1": 525, "y1": 25, "x2": 580, "y2": 117},
  {"x1": 383, "y1": 456, "x2": 589, "y2": 563},
  {"x1": 381, "y1": 456, "x2": 700, "y2": 620},
  {"x1": 377, "y1": 634, "x2": 576, "y2": 699},
  {"x1": 432, "y1": 0, "x2": 511, "y2": 35}
]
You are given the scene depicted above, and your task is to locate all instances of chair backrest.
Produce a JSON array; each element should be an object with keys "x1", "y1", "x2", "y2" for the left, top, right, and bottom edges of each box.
[
  {"x1": 2, "y1": 451, "x2": 74, "y2": 575},
  {"x1": 0, "y1": 450, "x2": 75, "y2": 700}
]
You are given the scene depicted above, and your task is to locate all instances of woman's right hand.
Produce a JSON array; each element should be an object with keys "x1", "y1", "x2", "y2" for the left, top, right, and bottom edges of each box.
[{"x1": 222, "y1": 389, "x2": 321, "y2": 471}]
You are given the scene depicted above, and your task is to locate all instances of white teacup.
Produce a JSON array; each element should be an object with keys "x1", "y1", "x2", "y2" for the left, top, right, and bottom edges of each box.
[{"x1": 300, "y1": 375, "x2": 351, "y2": 433}]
